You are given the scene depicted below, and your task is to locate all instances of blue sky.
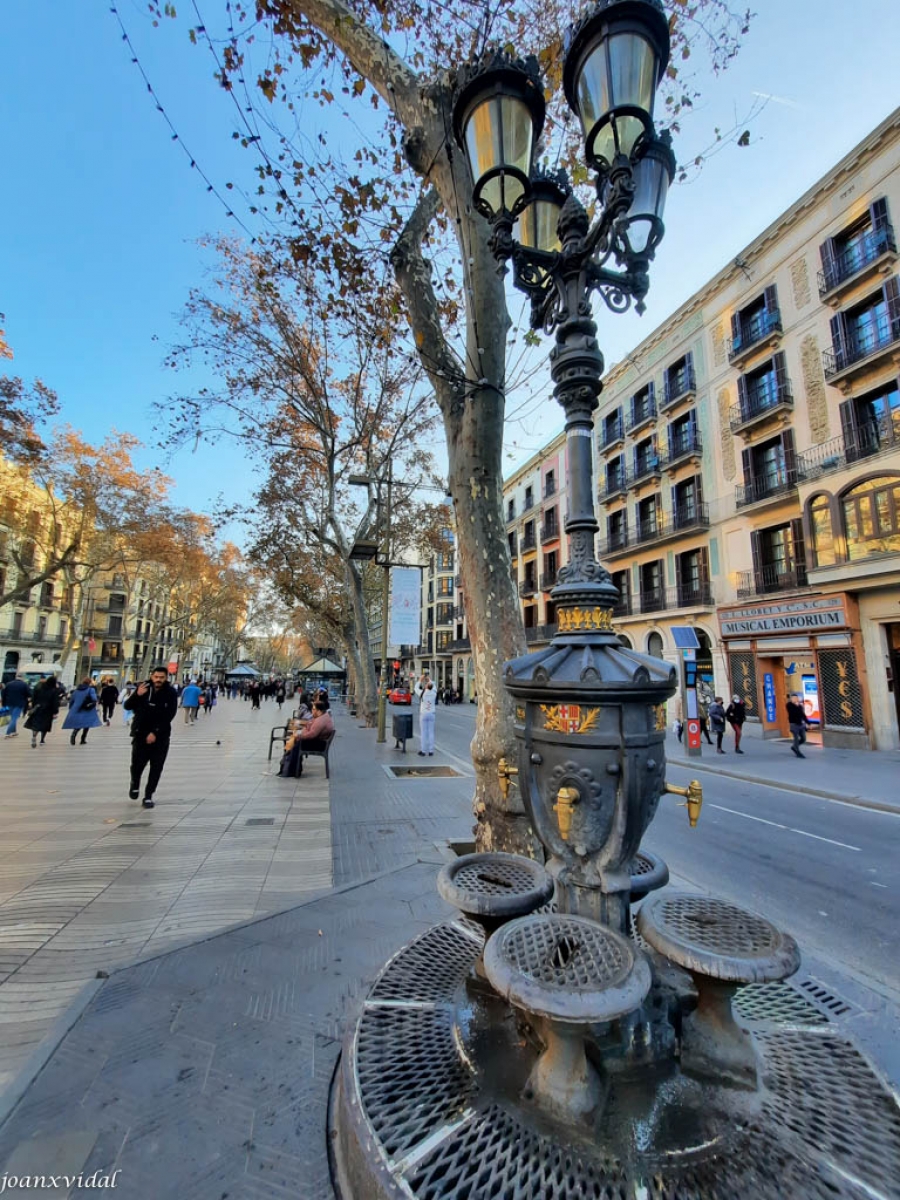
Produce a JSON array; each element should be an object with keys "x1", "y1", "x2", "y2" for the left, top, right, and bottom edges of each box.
[{"x1": 2, "y1": 1, "x2": 900, "y2": 515}]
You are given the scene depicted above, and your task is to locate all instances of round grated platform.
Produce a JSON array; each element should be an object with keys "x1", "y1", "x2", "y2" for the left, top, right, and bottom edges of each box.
[
  {"x1": 638, "y1": 893, "x2": 800, "y2": 984},
  {"x1": 438, "y1": 852, "x2": 554, "y2": 921},
  {"x1": 335, "y1": 921, "x2": 900, "y2": 1200},
  {"x1": 491, "y1": 915, "x2": 631, "y2": 991}
]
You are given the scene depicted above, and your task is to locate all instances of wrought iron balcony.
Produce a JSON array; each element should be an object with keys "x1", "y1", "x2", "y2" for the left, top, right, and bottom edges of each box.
[
  {"x1": 506, "y1": 505, "x2": 516, "y2": 524},
  {"x1": 600, "y1": 419, "x2": 625, "y2": 450},
  {"x1": 735, "y1": 471, "x2": 798, "y2": 509},
  {"x1": 729, "y1": 378, "x2": 794, "y2": 433},
  {"x1": 520, "y1": 531, "x2": 537, "y2": 552},
  {"x1": 631, "y1": 456, "x2": 663, "y2": 486},
  {"x1": 735, "y1": 564, "x2": 808, "y2": 599},
  {"x1": 729, "y1": 308, "x2": 782, "y2": 366},
  {"x1": 453, "y1": 605, "x2": 465, "y2": 620},
  {"x1": 598, "y1": 474, "x2": 628, "y2": 502},
  {"x1": 798, "y1": 415, "x2": 900, "y2": 480},
  {"x1": 449, "y1": 637, "x2": 471, "y2": 652},
  {"x1": 671, "y1": 582, "x2": 714, "y2": 608},
  {"x1": 823, "y1": 312, "x2": 900, "y2": 384},
  {"x1": 540, "y1": 570, "x2": 557, "y2": 591},
  {"x1": 639, "y1": 586, "x2": 667, "y2": 614},
  {"x1": 540, "y1": 521, "x2": 560, "y2": 542},
  {"x1": 543, "y1": 479, "x2": 556, "y2": 499},
  {"x1": 611, "y1": 595, "x2": 632, "y2": 617},
  {"x1": 626, "y1": 400, "x2": 657, "y2": 434},
  {"x1": 521, "y1": 496, "x2": 536, "y2": 514},
  {"x1": 518, "y1": 578, "x2": 537, "y2": 598},
  {"x1": 818, "y1": 221, "x2": 897, "y2": 302},
  {"x1": 663, "y1": 430, "x2": 702, "y2": 469},
  {"x1": 635, "y1": 503, "x2": 710, "y2": 548},
  {"x1": 661, "y1": 365, "x2": 697, "y2": 410},
  {"x1": 508, "y1": 533, "x2": 518, "y2": 558}
]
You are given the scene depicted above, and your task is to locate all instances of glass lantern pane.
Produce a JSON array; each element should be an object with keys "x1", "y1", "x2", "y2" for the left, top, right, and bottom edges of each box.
[
  {"x1": 607, "y1": 32, "x2": 657, "y2": 122},
  {"x1": 499, "y1": 96, "x2": 534, "y2": 176},
  {"x1": 501, "y1": 173, "x2": 526, "y2": 214},
  {"x1": 574, "y1": 42, "x2": 611, "y2": 136},
  {"x1": 518, "y1": 199, "x2": 562, "y2": 252},
  {"x1": 465, "y1": 97, "x2": 503, "y2": 183},
  {"x1": 480, "y1": 174, "x2": 503, "y2": 217}
]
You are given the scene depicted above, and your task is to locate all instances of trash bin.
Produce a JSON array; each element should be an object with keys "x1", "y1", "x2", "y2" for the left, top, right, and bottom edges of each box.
[{"x1": 392, "y1": 712, "x2": 413, "y2": 752}]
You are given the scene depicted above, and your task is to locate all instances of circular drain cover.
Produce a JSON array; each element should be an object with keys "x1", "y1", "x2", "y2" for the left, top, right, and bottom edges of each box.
[
  {"x1": 437, "y1": 852, "x2": 553, "y2": 920},
  {"x1": 638, "y1": 892, "x2": 800, "y2": 984},
  {"x1": 484, "y1": 913, "x2": 650, "y2": 1024}
]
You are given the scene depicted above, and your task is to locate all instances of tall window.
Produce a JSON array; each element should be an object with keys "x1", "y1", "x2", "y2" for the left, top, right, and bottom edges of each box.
[
  {"x1": 809, "y1": 495, "x2": 836, "y2": 567},
  {"x1": 607, "y1": 455, "x2": 625, "y2": 492},
  {"x1": 842, "y1": 476, "x2": 900, "y2": 560},
  {"x1": 637, "y1": 494, "x2": 660, "y2": 539},
  {"x1": 821, "y1": 197, "x2": 894, "y2": 292},
  {"x1": 544, "y1": 469, "x2": 556, "y2": 498},
  {"x1": 607, "y1": 509, "x2": 627, "y2": 550},
  {"x1": 840, "y1": 382, "x2": 900, "y2": 461}
]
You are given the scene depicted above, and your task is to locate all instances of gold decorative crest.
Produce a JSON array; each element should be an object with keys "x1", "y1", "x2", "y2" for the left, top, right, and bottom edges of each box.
[
  {"x1": 557, "y1": 606, "x2": 614, "y2": 633},
  {"x1": 541, "y1": 704, "x2": 601, "y2": 735},
  {"x1": 653, "y1": 703, "x2": 668, "y2": 731},
  {"x1": 515, "y1": 705, "x2": 526, "y2": 723}
]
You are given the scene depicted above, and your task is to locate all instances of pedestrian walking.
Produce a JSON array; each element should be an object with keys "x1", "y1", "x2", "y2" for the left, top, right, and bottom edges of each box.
[
  {"x1": 673, "y1": 694, "x2": 684, "y2": 743},
  {"x1": 417, "y1": 678, "x2": 437, "y2": 756},
  {"x1": 725, "y1": 694, "x2": 747, "y2": 754},
  {"x1": 786, "y1": 693, "x2": 810, "y2": 758},
  {"x1": 697, "y1": 692, "x2": 714, "y2": 746},
  {"x1": 202, "y1": 683, "x2": 215, "y2": 715},
  {"x1": 1, "y1": 674, "x2": 31, "y2": 739},
  {"x1": 62, "y1": 678, "x2": 102, "y2": 745},
  {"x1": 180, "y1": 679, "x2": 202, "y2": 724},
  {"x1": 708, "y1": 696, "x2": 727, "y2": 754},
  {"x1": 124, "y1": 666, "x2": 179, "y2": 808},
  {"x1": 99, "y1": 678, "x2": 119, "y2": 726},
  {"x1": 24, "y1": 676, "x2": 60, "y2": 747},
  {"x1": 249, "y1": 681, "x2": 261, "y2": 710},
  {"x1": 276, "y1": 682, "x2": 286, "y2": 710}
]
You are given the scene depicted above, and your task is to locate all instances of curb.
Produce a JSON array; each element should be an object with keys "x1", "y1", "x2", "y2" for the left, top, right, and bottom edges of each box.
[{"x1": 665, "y1": 756, "x2": 900, "y2": 816}]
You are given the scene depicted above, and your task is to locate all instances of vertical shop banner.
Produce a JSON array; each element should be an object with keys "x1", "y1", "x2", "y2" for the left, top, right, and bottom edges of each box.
[
  {"x1": 763, "y1": 672, "x2": 777, "y2": 722},
  {"x1": 390, "y1": 568, "x2": 421, "y2": 646}
]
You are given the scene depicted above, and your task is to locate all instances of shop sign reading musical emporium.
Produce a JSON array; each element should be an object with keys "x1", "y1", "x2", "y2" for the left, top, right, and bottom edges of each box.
[{"x1": 718, "y1": 595, "x2": 849, "y2": 638}]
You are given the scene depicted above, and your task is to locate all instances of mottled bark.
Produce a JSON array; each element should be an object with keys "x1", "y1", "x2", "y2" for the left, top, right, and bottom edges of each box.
[{"x1": 346, "y1": 561, "x2": 378, "y2": 727}]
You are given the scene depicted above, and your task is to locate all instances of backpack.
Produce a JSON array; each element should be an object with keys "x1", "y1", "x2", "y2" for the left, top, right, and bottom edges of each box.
[{"x1": 82, "y1": 695, "x2": 97, "y2": 711}]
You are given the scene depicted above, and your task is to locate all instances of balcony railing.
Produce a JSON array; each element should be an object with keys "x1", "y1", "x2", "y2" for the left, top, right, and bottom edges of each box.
[
  {"x1": 736, "y1": 564, "x2": 808, "y2": 599},
  {"x1": 626, "y1": 400, "x2": 657, "y2": 433},
  {"x1": 540, "y1": 570, "x2": 557, "y2": 591},
  {"x1": 519, "y1": 578, "x2": 537, "y2": 598},
  {"x1": 612, "y1": 595, "x2": 632, "y2": 617},
  {"x1": 508, "y1": 534, "x2": 518, "y2": 557},
  {"x1": 735, "y1": 471, "x2": 798, "y2": 508},
  {"x1": 453, "y1": 605, "x2": 465, "y2": 620},
  {"x1": 661, "y1": 365, "x2": 697, "y2": 410},
  {"x1": 599, "y1": 474, "x2": 627, "y2": 502},
  {"x1": 819, "y1": 221, "x2": 897, "y2": 298},
  {"x1": 522, "y1": 496, "x2": 536, "y2": 514},
  {"x1": 729, "y1": 377, "x2": 794, "y2": 432},
  {"x1": 823, "y1": 312, "x2": 900, "y2": 381},
  {"x1": 730, "y1": 307, "x2": 782, "y2": 363},
  {"x1": 637, "y1": 583, "x2": 714, "y2": 614},
  {"x1": 798, "y1": 415, "x2": 900, "y2": 479},
  {"x1": 637, "y1": 503, "x2": 710, "y2": 546},
  {"x1": 600, "y1": 419, "x2": 625, "y2": 449},
  {"x1": 540, "y1": 522, "x2": 560, "y2": 542},
  {"x1": 544, "y1": 480, "x2": 556, "y2": 499},
  {"x1": 521, "y1": 532, "x2": 537, "y2": 552},
  {"x1": 663, "y1": 430, "x2": 702, "y2": 467},
  {"x1": 631, "y1": 456, "x2": 663, "y2": 486},
  {"x1": 506, "y1": 506, "x2": 516, "y2": 524},
  {"x1": 449, "y1": 637, "x2": 471, "y2": 652}
]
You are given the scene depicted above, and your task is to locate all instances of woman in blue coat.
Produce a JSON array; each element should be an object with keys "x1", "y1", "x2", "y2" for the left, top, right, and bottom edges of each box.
[{"x1": 62, "y1": 677, "x2": 103, "y2": 745}]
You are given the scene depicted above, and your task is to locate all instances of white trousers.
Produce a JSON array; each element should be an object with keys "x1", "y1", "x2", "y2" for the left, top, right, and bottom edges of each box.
[{"x1": 420, "y1": 712, "x2": 435, "y2": 754}]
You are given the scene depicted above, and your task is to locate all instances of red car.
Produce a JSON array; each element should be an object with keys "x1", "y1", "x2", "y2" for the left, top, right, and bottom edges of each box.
[{"x1": 388, "y1": 687, "x2": 412, "y2": 705}]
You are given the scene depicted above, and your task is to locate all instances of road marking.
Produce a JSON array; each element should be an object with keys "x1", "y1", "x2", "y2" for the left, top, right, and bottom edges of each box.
[{"x1": 708, "y1": 804, "x2": 861, "y2": 852}]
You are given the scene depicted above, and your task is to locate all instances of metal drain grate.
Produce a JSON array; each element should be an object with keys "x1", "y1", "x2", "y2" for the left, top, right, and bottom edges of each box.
[
  {"x1": 386, "y1": 765, "x2": 463, "y2": 779},
  {"x1": 409, "y1": 1104, "x2": 630, "y2": 1200},
  {"x1": 733, "y1": 982, "x2": 830, "y2": 1027},
  {"x1": 245, "y1": 817, "x2": 275, "y2": 826},
  {"x1": 354, "y1": 1005, "x2": 475, "y2": 1159},
  {"x1": 798, "y1": 978, "x2": 854, "y2": 1018},
  {"x1": 759, "y1": 1029, "x2": 900, "y2": 1196},
  {"x1": 369, "y1": 924, "x2": 478, "y2": 1004}
]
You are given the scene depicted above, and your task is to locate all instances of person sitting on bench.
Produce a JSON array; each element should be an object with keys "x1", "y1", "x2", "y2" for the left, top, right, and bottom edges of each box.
[{"x1": 278, "y1": 701, "x2": 334, "y2": 777}]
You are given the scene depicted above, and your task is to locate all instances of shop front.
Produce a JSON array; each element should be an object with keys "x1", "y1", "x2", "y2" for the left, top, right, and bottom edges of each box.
[{"x1": 717, "y1": 593, "x2": 870, "y2": 750}]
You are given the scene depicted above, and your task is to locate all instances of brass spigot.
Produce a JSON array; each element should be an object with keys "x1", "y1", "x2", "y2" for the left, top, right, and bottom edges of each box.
[
  {"x1": 553, "y1": 786, "x2": 580, "y2": 841},
  {"x1": 498, "y1": 757, "x2": 519, "y2": 801},
  {"x1": 663, "y1": 779, "x2": 703, "y2": 828}
]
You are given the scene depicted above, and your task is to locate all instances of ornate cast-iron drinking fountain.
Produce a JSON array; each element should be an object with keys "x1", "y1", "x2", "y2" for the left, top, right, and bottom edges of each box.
[{"x1": 330, "y1": 3, "x2": 900, "y2": 1196}]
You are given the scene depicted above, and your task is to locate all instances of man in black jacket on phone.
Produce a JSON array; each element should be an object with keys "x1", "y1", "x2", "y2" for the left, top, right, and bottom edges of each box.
[{"x1": 124, "y1": 666, "x2": 179, "y2": 807}]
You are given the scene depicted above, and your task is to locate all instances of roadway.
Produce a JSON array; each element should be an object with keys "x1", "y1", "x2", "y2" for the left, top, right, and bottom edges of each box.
[{"x1": 423, "y1": 700, "x2": 900, "y2": 1002}]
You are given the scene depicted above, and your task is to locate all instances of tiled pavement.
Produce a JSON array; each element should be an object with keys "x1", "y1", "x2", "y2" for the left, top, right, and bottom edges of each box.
[{"x1": 0, "y1": 699, "x2": 332, "y2": 1095}]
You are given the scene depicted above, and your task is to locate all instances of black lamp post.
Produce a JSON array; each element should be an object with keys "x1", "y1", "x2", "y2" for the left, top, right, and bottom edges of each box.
[{"x1": 452, "y1": 0, "x2": 682, "y2": 932}]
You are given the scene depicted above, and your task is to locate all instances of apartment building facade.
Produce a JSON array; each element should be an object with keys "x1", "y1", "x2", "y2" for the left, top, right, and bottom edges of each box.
[{"x1": 590, "y1": 106, "x2": 900, "y2": 750}]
